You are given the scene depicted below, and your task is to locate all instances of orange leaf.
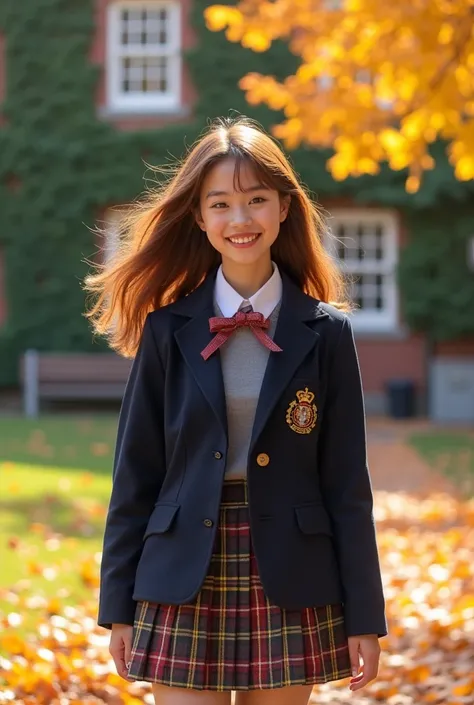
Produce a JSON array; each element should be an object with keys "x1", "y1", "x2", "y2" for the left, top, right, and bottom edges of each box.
[{"x1": 452, "y1": 681, "x2": 474, "y2": 696}]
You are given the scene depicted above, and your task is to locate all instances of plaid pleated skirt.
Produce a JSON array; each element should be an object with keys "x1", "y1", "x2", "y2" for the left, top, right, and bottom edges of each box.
[{"x1": 127, "y1": 479, "x2": 352, "y2": 690}]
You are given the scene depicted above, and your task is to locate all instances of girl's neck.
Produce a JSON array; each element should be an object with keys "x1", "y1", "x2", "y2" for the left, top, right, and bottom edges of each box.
[{"x1": 221, "y1": 258, "x2": 273, "y2": 299}]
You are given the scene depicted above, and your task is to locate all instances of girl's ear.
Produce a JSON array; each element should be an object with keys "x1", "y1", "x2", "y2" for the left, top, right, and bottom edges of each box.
[
  {"x1": 280, "y1": 194, "x2": 291, "y2": 222},
  {"x1": 194, "y1": 208, "x2": 206, "y2": 231}
]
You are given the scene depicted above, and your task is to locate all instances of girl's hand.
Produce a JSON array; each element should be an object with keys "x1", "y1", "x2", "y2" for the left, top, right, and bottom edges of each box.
[
  {"x1": 109, "y1": 624, "x2": 134, "y2": 681},
  {"x1": 348, "y1": 634, "x2": 380, "y2": 692}
]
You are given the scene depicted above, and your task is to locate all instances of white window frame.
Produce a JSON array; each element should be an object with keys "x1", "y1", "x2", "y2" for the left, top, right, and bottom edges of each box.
[
  {"x1": 106, "y1": 1, "x2": 182, "y2": 113},
  {"x1": 326, "y1": 209, "x2": 399, "y2": 333}
]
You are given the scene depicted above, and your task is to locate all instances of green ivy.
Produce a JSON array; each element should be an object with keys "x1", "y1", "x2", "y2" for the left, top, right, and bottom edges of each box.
[
  {"x1": 398, "y1": 206, "x2": 474, "y2": 342},
  {"x1": 0, "y1": 0, "x2": 473, "y2": 386}
]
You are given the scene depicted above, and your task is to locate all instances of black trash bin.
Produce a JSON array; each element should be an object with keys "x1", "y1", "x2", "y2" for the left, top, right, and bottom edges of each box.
[{"x1": 386, "y1": 379, "x2": 415, "y2": 419}]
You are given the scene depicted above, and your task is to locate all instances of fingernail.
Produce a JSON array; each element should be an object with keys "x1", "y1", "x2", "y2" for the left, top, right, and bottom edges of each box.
[
  {"x1": 126, "y1": 661, "x2": 131, "y2": 669},
  {"x1": 352, "y1": 667, "x2": 358, "y2": 677}
]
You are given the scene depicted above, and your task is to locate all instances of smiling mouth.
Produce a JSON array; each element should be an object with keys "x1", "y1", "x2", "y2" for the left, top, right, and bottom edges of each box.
[{"x1": 227, "y1": 233, "x2": 261, "y2": 245}]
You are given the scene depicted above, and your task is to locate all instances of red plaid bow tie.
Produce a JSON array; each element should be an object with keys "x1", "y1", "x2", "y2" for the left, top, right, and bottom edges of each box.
[{"x1": 200, "y1": 310, "x2": 283, "y2": 361}]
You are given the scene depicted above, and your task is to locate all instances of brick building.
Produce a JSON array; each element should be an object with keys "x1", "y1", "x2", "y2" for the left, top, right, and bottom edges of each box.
[{"x1": 1, "y1": 1, "x2": 473, "y2": 421}]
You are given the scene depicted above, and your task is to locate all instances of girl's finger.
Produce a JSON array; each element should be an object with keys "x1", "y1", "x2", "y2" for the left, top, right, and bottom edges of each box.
[
  {"x1": 347, "y1": 640, "x2": 361, "y2": 678},
  {"x1": 124, "y1": 636, "x2": 133, "y2": 668},
  {"x1": 112, "y1": 639, "x2": 133, "y2": 682},
  {"x1": 350, "y1": 655, "x2": 378, "y2": 691}
]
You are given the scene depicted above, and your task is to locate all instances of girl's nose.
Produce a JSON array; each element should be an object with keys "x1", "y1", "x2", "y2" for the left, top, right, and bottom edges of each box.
[{"x1": 230, "y1": 208, "x2": 252, "y2": 226}]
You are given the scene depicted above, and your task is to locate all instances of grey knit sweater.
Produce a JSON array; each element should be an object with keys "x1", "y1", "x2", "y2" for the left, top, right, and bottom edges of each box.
[{"x1": 214, "y1": 301, "x2": 281, "y2": 479}]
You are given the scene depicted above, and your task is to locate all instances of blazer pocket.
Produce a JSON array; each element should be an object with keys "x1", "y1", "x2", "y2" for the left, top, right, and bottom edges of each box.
[
  {"x1": 144, "y1": 502, "x2": 180, "y2": 539},
  {"x1": 294, "y1": 503, "x2": 333, "y2": 536}
]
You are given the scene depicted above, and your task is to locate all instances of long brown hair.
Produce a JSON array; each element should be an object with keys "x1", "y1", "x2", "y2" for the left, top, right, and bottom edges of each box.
[{"x1": 84, "y1": 116, "x2": 349, "y2": 357}]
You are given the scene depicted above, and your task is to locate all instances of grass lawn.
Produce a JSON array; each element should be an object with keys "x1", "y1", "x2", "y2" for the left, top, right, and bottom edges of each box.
[
  {"x1": 0, "y1": 415, "x2": 118, "y2": 636},
  {"x1": 0, "y1": 415, "x2": 119, "y2": 474},
  {"x1": 408, "y1": 429, "x2": 474, "y2": 497},
  {"x1": 1, "y1": 415, "x2": 473, "y2": 638}
]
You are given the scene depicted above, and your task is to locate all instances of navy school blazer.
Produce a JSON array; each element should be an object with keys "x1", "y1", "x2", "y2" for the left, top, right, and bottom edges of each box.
[{"x1": 98, "y1": 268, "x2": 388, "y2": 638}]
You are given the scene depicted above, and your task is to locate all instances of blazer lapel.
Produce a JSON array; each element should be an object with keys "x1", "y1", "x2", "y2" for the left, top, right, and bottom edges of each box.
[
  {"x1": 249, "y1": 273, "x2": 329, "y2": 452},
  {"x1": 172, "y1": 268, "x2": 329, "y2": 447},
  {"x1": 173, "y1": 272, "x2": 228, "y2": 437}
]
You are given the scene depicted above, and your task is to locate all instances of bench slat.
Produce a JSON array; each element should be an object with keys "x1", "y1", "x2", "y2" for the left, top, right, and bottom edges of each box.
[
  {"x1": 40, "y1": 383, "x2": 127, "y2": 399},
  {"x1": 20, "y1": 354, "x2": 133, "y2": 383},
  {"x1": 20, "y1": 351, "x2": 135, "y2": 415},
  {"x1": 38, "y1": 368, "x2": 131, "y2": 383}
]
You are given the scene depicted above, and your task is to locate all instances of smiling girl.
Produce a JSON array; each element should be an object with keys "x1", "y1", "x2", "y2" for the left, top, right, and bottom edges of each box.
[{"x1": 85, "y1": 116, "x2": 387, "y2": 705}]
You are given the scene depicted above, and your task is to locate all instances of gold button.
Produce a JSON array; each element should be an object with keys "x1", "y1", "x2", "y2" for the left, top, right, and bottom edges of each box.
[
  {"x1": 213, "y1": 451, "x2": 223, "y2": 460},
  {"x1": 203, "y1": 518, "x2": 213, "y2": 527},
  {"x1": 257, "y1": 453, "x2": 270, "y2": 467}
]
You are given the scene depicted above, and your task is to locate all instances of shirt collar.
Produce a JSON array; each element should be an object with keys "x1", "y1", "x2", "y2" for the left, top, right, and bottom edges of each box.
[{"x1": 214, "y1": 262, "x2": 282, "y2": 318}]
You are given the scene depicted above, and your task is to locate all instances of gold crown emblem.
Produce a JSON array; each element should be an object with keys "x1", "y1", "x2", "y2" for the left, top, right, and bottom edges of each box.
[{"x1": 296, "y1": 387, "x2": 315, "y2": 404}]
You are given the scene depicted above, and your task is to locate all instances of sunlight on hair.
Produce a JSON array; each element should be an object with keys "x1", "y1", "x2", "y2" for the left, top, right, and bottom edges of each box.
[{"x1": 83, "y1": 115, "x2": 350, "y2": 357}]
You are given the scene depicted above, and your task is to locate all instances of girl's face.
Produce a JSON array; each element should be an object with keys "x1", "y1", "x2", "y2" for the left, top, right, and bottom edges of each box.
[{"x1": 196, "y1": 157, "x2": 290, "y2": 270}]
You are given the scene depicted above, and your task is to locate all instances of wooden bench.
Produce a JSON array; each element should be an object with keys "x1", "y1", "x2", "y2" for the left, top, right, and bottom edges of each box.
[{"x1": 20, "y1": 350, "x2": 133, "y2": 417}]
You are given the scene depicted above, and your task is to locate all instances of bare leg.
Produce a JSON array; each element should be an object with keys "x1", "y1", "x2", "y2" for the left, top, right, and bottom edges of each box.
[
  {"x1": 152, "y1": 683, "x2": 232, "y2": 705},
  {"x1": 235, "y1": 684, "x2": 313, "y2": 705}
]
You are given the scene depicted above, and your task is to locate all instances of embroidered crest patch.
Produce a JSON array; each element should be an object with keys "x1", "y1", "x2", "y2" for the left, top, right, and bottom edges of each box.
[{"x1": 286, "y1": 387, "x2": 317, "y2": 434}]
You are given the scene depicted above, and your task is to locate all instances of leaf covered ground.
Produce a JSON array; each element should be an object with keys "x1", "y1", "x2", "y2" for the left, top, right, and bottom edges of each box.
[{"x1": 0, "y1": 419, "x2": 473, "y2": 704}]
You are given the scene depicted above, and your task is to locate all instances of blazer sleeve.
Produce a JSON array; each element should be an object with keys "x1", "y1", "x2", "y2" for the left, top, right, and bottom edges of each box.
[
  {"x1": 98, "y1": 314, "x2": 166, "y2": 630},
  {"x1": 318, "y1": 315, "x2": 387, "y2": 638}
]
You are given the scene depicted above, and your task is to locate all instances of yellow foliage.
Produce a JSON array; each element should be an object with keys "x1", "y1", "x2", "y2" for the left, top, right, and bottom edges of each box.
[
  {"x1": 205, "y1": 0, "x2": 474, "y2": 191},
  {"x1": 454, "y1": 155, "x2": 474, "y2": 181},
  {"x1": 204, "y1": 6, "x2": 242, "y2": 32},
  {"x1": 379, "y1": 128, "x2": 407, "y2": 152},
  {"x1": 406, "y1": 175, "x2": 421, "y2": 193},
  {"x1": 1, "y1": 488, "x2": 474, "y2": 702},
  {"x1": 242, "y1": 30, "x2": 272, "y2": 52}
]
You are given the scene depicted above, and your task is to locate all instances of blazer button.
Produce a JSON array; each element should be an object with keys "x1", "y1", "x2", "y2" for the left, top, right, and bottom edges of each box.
[
  {"x1": 257, "y1": 453, "x2": 270, "y2": 467},
  {"x1": 203, "y1": 518, "x2": 213, "y2": 527},
  {"x1": 213, "y1": 451, "x2": 223, "y2": 459}
]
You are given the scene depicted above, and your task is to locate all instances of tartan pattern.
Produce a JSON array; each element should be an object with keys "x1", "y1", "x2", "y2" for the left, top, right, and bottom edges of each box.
[
  {"x1": 127, "y1": 479, "x2": 352, "y2": 690},
  {"x1": 200, "y1": 311, "x2": 283, "y2": 361}
]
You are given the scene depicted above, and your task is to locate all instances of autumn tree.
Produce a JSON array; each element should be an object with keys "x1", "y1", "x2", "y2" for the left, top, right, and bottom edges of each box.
[{"x1": 205, "y1": 0, "x2": 474, "y2": 192}]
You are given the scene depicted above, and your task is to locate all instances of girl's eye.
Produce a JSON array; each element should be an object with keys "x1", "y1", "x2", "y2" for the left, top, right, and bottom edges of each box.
[{"x1": 210, "y1": 196, "x2": 266, "y2": 209}]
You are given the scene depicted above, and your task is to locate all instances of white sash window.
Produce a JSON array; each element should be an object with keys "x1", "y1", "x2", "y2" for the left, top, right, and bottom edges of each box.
[
  {"x1": 107, "y1": 2, "x2": 181, "y2": 112},
  {"x1": 327, "y1": 209, "x2": 399, "y2": 332}
]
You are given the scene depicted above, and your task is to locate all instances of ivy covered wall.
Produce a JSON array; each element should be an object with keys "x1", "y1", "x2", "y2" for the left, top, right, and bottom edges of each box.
[{"x1": 0, "y1": 0, "x2": 473, "y2": 386}]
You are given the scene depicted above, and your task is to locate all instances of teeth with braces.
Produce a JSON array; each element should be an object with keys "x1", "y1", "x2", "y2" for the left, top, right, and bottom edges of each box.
[{"x1": 228, "y1": 234, "x2": 260, "y2": 244}]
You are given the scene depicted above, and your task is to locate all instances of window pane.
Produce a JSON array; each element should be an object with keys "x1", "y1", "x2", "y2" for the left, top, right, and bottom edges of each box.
[
  {"x1": 334, "y1": 223, "x2": 348, "y2": 260},
  {"x1": 146, "y1": 57, "x2": 168, "y2": 91},
  {"x1": 159, "y1": 8, "x2": 168, "y2": 43},
  {"x1": 343, "y1": 224, "x2": 361, "y2": 263},
  {"x1": 120, "y1": 56, "x2": 168, "y2": 93},
  {"x1": 333, "y1": 219, "x2": 391, "y2": 268},
  {"x1": 120, "y1": 6, "x2": 170, "y2": 47},
  {"x1": 361, "y1": 231, "x2": 376, "y2": 259},
  {"x1": 327, "y1": 213, "x2": 397, "y2": 327},
  {"x1": 352, "y1": 273, "x2": 386, "y2": 311},
  {"x1": 375, "y1": 228, "x2": 383, "y2": 260},
  {"x1": 352, "y1": 275, "x2": 364, "y2": 309},
  {"x1": 337, "y1": 242, "x2": 346, "y2": 260},
  {"x1": 345, "y1": 272, "x2": 385, "y2": 311}
]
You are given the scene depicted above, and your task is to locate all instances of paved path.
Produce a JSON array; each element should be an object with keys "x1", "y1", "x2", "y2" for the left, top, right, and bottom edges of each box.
[{"x1": 366, "y1": 418, "x2": 458, "y2": 496}]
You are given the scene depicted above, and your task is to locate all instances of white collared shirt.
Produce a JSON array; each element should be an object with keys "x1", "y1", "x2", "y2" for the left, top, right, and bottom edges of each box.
[{"x1": 214, "y1": 262, "x2": 282, "y2": 318}]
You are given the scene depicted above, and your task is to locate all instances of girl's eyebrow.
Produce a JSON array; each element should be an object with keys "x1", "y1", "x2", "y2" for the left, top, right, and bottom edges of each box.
[{"x1": 205, "y1": 185, "x2": 269, "y2": 199}]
